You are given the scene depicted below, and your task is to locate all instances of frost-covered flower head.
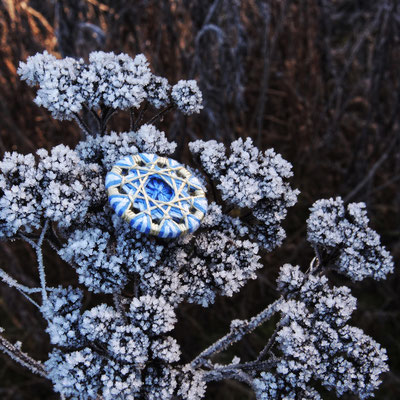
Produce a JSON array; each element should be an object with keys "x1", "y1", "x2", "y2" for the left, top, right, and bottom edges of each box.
[
  {"x1": 0, "y1": 152, "x2": 42, "y2": 237},
  {"x1": 80, "y1": 51, "x2": 152, "y2": 110},
  {"x1": 18, "y1": 51, "x2": 84, "y2": 120},
  {"x1": 37, "y1": 145, "x2": 104, "y2": 227},
  {"x1": 171, "y1": 80, "x2": 203, "y2": 115},
  {"x1": 18, "y1": 51, "x2": 175, "y2": 123},
  {"x1": 190, "y1": 137, "x2": 299, "y2": 250},
  {"x1": 145, "y1": 75, "x2": 171, "y2": 108},
  {"x1": 0, "y1": 144, "x2": 104, "y2": 236},
  {"x1": 307, "y1": 197, "x2": 394, "y2": 281},
  {"x1": 256, "y1": 263, "x2": 390, "y2": 399},
  {"x1": 18, "y1": 51, "x2": 205, "y2": 123}
]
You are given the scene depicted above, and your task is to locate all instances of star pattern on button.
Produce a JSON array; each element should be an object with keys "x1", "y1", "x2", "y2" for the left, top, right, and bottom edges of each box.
[{"x1": 105, "y1": 154, "x2": 208, "y2": 238}]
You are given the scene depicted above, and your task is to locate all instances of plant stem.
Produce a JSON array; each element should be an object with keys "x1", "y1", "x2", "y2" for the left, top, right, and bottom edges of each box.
[
  {"x1": 191, "y1": 298, "x2": 281, "y2": 369},
  {"x1": 0, "y1": 332, "x2": 47, "y2": 378}
]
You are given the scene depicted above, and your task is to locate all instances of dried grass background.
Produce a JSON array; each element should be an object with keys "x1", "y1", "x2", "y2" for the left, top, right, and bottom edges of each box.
[{"x1": 0, "y1": 1, "x2": 399, "y2": 399}]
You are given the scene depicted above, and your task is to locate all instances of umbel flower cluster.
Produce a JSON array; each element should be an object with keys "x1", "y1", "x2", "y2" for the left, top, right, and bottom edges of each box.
[{"x1": 0, "y1": 51, "x2": 394, "y2": 400}]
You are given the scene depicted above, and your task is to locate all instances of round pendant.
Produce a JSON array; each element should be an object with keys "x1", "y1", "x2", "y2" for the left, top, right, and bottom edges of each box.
[{"x1": 105, "y1": 154, "x2": 208, "y2": 238}]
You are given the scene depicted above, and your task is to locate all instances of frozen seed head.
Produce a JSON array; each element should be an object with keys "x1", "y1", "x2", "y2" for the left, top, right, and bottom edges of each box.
[{"x1": 307, "y1": 197, "x2": 394, "y2": 281}]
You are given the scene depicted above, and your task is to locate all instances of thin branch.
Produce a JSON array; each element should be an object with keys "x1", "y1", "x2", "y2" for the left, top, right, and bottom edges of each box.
[
  {"x1": 132, "y1": 102, "x2": 148, "y2": 131},
  {"x1": 83, "y1": 103, "x2": 101, "y2": 131},
  {"x1": 0, "y1": 268, "x2": 41, "y2": 308},
  {"x1": 256, "y1": 316, "x2": 288, "y2": 361},
  {"x1": 129, "y1": 108, "x2": 136, "y2": 131},
  {"x1": 101, "y1": 107, "x2": 117, "y2": 134},
  {"x1": 0, "y1": 331, "x2": 47, "y2": 378},
  {"x1": 344, "y1": 133, "x2": 397, "y2": 203},
  {"x1": 0, "y1": 268, "x2": 42, "y2": 294},
  {"x1": 20, "y1": 221, "x2": 49, "y2": 306},
  {"x1": 208, "y1": 358, "x2": 277, "y2": 374},
  {"x1": 113, "y1": 293, "x2": 127, "y2": 323},
  {"x1": 72, "y1": 113, "x2": 92, "y2": 137},
  {"x1": 144, "y1": 104, "x2": 174, "y2": 126},
  {"x1": 191, "y1": 298, "x2": 281, "y2": 369},
  {"x1": 204, "y1": 367, "x2": 254, "y2": 385},
  {"x1": 36, "y1": 221, "x2": 49, "y2": 304}
]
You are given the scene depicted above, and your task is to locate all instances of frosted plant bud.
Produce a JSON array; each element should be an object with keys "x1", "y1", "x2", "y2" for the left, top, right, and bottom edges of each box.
[
  {"x1": 128, "y1": 295, "x2": 177, "y2": 335},
  {"x1": 18, "y1": 52, "x2": 85, "y2": 120},
  {"x1": 80, "y1": 304, "x2": 121, "y2": 342},
  {"x1": 276, "y1": 264, "x2": 305, "y2": 294},
  {"x1": 178, "y1": 366, "x2": 207, "y2": 400},
  {"x1": 58, "y1": 228, "x2": 127, "y2": 293},
  {"x1": 142, "y1": 366, "x2": 178, "y2": 400},
  {"x1": 171, "y1": 80, "x2": 203, "y2": 115},
  {"x1": 41, "y1": 286, "x2": 83, "y2": 347},
  {"x1": 307, "y1": 197, "x2": 394, "y2": 281},
  {"x1": 46, "y1": 348, "x2": 103, "y2": 399},
  {"x1": 145, "y1": 75, "x2": 171, "y2": 108},
  {"x1": 135, "y1": 125, "x2": 177, "y2": 155},
  {"x1": 100, "y1": 359, "x2": 143, "y2": 399},
  {"x1": 17, "y1": 51, "x2": 57, "y2": 85},
  {"x1": 151, "y1": 337, "x2": 181, "y2": 363},
  {"x1": 81, "y1": 51, "x2": 152, "y2": 110},
  {"x1": 107, "y1": 325, "x2": 149, "y2": 365},
  {"x1": 0, "y1": 152, "x2": 42, "y2": 238}
]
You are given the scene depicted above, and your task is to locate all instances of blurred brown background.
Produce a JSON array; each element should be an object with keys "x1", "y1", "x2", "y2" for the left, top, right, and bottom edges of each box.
[{"x1": 0, "y1": 0, "x2": 399, "y2": 399}]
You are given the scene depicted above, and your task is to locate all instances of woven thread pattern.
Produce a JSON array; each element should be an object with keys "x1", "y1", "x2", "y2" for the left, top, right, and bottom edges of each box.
[{"x1": 106, "y1": 154, "x2": 207, "y2": 238}]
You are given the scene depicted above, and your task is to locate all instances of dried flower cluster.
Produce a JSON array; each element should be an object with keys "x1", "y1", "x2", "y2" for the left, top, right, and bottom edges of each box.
[
  {"x1": 18, "y1": 51, "x2": 202, "y2": 121},
  {"x1": 253, "y1": 264, "x2": 389, "y2": 399},
  {"x1": 0, "y1": 51, "x2": 393, "y2": 400},
  {"x1": 307, "y1": 197, "x2": 394, "y2": 281}
]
